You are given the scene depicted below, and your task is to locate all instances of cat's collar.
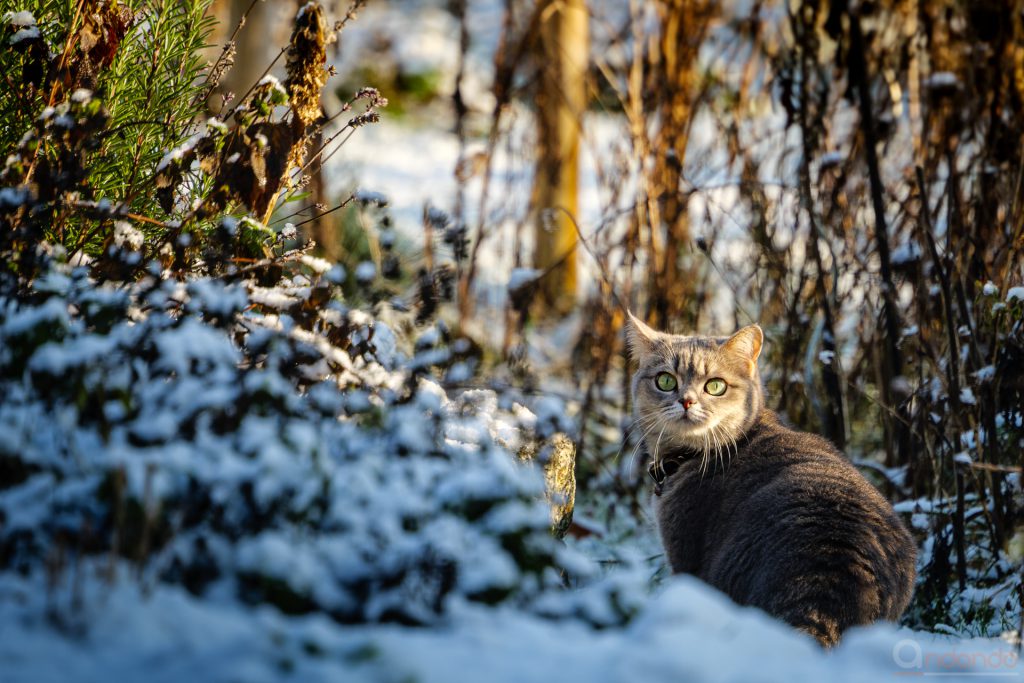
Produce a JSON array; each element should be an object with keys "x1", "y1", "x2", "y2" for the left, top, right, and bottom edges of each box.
[{"x1": 648, "y1": 449, "x2": 701, "y2": 496}]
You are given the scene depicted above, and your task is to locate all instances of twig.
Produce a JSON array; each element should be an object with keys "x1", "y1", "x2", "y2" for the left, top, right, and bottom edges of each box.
[{"x1": 290, "y1": 195, "x2": 355, "y2": 228}]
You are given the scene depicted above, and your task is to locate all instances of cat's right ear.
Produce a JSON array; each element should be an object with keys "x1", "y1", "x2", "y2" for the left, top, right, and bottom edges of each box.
[
  {"x1": 721, "y1": 324, "x2": 763, "y2": 375},
  {"x1": 625, "y1": 310, "x2": 659, "y2": 356}
]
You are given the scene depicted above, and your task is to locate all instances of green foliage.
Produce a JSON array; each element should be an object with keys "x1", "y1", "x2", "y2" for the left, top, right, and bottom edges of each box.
[
  {"x1": 0, "y1": 0, "x2": 215, "y2": 251},
  {"x1": 95, "y1": 0, "x2": 215, "y2": 219}
]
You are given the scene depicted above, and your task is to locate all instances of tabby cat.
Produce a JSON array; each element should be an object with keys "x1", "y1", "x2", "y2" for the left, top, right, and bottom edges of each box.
[{"x1": 626, "y1": 313, "x2": 916, "y2": 647}]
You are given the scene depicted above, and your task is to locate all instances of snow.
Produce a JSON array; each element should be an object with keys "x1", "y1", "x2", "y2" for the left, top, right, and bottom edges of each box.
[
  {"x1": 355, "y1": 189, "x2": 389, "y2": 206},
  {"x1": 891, "y1": 241, "x2": 921, "y2": 266},
  {"x1": 248, "y1": 284, "x2": 299, "y2": 309},
  {"x1": 296, "y1": 1, "x2": 315, "y2": 20},
  {"x1": 0, "y1": 569, "x2": 1018, "y2": 683},
  {"x1": 113, "y1": 220, "x2": 144, "y2": 251},
  {"x1": 206, "y1": 117, "x2": 229, "y2": 135},
  {"x1": 974, "y1": 365, "x2": 995, "y2": 382},
  {"x1": 28, "y1": 333, "x2": 118, "y2": 375},
  {"x1": 355, "y1": 260, "x2": 376, "y2": 282},
  {"x1": 9, "y1": 25, "x2": 39, "y2": 44},
  {"x1": 982, "y1": 281, "x2": 999, "y2": 296},
  {"x1": 4, "y1": 10, "x2": 35, "y2": 26},
  {"x1": 257, "y1": 74, "x2": 289, "y2": 103},
  {"x1": 299, "y1": 254, "x2": 333, "y2": 274},
  {"x1": 0, "y1": 186, "x2": 30, "y2": 208},
  {"x1": 926, "y1": 72, "x2": 960, "y2": 90},
  {"x1": 818, "y1": 150, "x2": 844, "y2": 168},
  {"x1": 508, "y1": 267, "x2": 540, "y2": 291},
  {"x1": 156, "y1": 132, "x2": 204, "y2": 172},
  {"x1": 1006, "y1": 286, "x2": 1024, "y2": 303},
  {"x1": 1, "y1": 295, "x2": 68, "y2": 337},
  {"x1": 153, "y1": 317, "x2": 241, "y2": 373}
]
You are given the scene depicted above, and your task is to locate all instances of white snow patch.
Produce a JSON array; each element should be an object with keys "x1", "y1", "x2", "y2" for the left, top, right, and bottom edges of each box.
[
  {"x1": 508, "y1": 268, "x2": 540, "y2": 291},
  {"x1": 5, "y1": 10, "x2": 36, "y2": 26},
  {"x1": 113, "y1": 221, "x2": 144, "y2": 251},
  {"x1": 974, "y1": 365, "x2": 995, "y2": 382},
  {"x1": 299, "y1": 254, "x2": 333, "y2": 275},
  {"x1": 355, "y1": 261, "x2": 376, "y2": 283},
  {"x1": 891, "y1": 242, "x2": 921, "y2": 266},
  {"x1": 926, "y1": 72, "x2": 960, "y2": 89},
  {"x1": 156, "y1": 132, "x2": 204, "y2": 173},
  {"x1": 9, "y1": 26, "x2": 39, "y2": 44}
]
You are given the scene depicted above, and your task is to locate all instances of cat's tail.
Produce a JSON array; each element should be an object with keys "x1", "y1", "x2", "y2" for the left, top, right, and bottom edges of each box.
[
  {"x1": 787, "y1": 610, "x2": 842, "y2": 648},
  {"x1": 766, "y1": 565, "x2": 882, "y2": 648},
  {"x1": 772, "y1": 570, "x2": 893, "y2": 648}
]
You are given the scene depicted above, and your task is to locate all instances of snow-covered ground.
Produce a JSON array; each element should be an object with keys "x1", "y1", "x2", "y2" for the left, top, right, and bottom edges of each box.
[{"x1": 2, "y1": 569, "x2": 1020, "y2": 683}]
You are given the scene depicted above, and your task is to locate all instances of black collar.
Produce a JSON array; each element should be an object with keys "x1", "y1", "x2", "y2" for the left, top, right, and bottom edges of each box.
[{"x1": 647, "y1": 448, "x2": 702, "y2": 496}]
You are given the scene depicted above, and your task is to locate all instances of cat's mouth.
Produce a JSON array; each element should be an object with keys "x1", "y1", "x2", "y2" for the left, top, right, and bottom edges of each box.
[
  {"x1": 677, "y1": 418, "x2": 705, "y2": 432},
  {"x1": 672, "y1": 406, "x2": 706, "y2": 426}
]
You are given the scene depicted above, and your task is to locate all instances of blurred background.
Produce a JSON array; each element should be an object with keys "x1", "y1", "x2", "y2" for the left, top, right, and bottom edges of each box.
[{"x1": 204, "y1": 0, "x2": 1023, "y2": 633}]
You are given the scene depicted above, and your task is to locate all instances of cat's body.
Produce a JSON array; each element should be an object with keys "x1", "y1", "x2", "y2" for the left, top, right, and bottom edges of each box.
[{"x1": 626, "y1": 314, "x2": 916, "y2": 647}]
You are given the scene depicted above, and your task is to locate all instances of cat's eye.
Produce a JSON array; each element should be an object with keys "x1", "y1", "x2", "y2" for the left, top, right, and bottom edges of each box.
[
  {"x1": 704, "y1": 378, "x2": 727, "y2": 396},
  {"x1": 655, "y1": 372, "x2": 677, "y2": 392}
]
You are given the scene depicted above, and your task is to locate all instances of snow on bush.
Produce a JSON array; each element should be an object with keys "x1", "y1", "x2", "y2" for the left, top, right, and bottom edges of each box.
[{"x1": 0, "y1": 249, "x2": 636, "y2": 628}]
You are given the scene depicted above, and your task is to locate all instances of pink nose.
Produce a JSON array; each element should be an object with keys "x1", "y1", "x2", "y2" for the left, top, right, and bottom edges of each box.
[{"x1": 681, "y1": 398, "x2": 695, "y2": 410}]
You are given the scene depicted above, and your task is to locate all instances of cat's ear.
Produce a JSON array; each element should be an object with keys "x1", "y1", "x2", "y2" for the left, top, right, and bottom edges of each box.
[
  {"x1": 624, "y1": 310, "x2": 659, "y2": 356},
  {"x1": 722, "y1": 324, "x2": 763, "y2": 374}
]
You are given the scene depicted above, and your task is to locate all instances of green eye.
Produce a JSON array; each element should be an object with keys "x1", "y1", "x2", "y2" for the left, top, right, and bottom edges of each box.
[
  {"x1": 704, "y1": 378, "x2": 727, "y2": 396},
  {"x1": 655, "y1": 372, "x2": 677, "y2": 392}
]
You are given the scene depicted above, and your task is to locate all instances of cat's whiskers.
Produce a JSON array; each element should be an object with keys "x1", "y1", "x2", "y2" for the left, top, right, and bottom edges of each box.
[
  {"x1": 714, "y1": 427, "x2": 724, "y2": 476},
  {"x1": 720, "y1": 423, "x2": 737, "y2": 473},
  {"x1": 625, "y1": 408, "x2": 675, "y2": 475},
  {"x1": 725, "y1": 425, "x2": 739, "y2": 470},
  {"x1": 716, "y1": 421, "x2": 724, "y2": 475},
  {"x1": 708, "y1": 423, "x2": 722, "y2": 476},
  {"x1": 706, "y1": 423, "x2": 717, "y2": 474},
  {"x1": 616, "y1": 409, "x2": 667, "y2": 465},
  {"x1": 626, "y1": 419, "x2": 663, "y2": 475},
  {"x1": 615, "y1": 412, "x2": 661, "y2": 464},
  {"x1": 652, "y1": 423, "x2": 668, "y2": 466},
  {"x1": 699, "y1": 429, "x2": 711, "y2": 482}
]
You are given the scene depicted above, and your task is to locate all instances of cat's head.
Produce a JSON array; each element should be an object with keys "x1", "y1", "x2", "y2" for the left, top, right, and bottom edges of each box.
[{"x1": 626, "y1": 312, "x2": 764, "y2": 460}]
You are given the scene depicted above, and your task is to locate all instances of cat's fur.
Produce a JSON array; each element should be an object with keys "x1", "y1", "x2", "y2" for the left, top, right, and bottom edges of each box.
[{"x1": 626, "y1": 313, "x2": 916, "y2": 647}]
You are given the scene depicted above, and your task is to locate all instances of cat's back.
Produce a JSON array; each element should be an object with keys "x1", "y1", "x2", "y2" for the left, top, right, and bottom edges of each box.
[{"x1": 656, "y1": 410, "x2": 916, "y2": 645}]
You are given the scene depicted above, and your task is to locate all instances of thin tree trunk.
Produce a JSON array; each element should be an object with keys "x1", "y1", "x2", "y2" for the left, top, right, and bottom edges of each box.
[
  {"x1": 847, "y1": 7, "x2": 909, "y2": 467},
  {"x1": 645, "y1": 0, "x2": 714, "y2": 330},
  {"x1": 531, "y1": 0, "x2": 588, "y2": 316}
]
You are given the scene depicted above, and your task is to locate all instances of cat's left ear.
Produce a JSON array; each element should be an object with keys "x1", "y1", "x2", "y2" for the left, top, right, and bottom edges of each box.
[
  {"x1": 722, "y1": 324, "x2": 763, "y2": 374},
  {"x1": 624, "y1": 310, "x2": 659, "y2": 356}
]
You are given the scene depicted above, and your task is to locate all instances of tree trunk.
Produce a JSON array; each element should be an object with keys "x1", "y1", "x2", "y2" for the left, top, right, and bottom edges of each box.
[
  {"x1": 646, "y1": 0, "x2": 715, "y2": 330},
  {"x1": 531, "y1": 0, "x2": 588, "y2": 316}
]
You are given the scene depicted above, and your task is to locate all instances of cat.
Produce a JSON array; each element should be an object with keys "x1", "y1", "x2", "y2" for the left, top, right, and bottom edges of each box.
[{"x1": 626, "y1": 312, "x2": 916, "y2": 647}]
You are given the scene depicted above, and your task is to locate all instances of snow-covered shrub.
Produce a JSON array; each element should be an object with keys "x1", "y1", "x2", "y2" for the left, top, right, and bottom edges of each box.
[
  {"x1": 0, "y1": 0, "x2": 650, "y2": 641},
  {"x1": 0, "y1": 247, "x2": 636, "y2": 626}
]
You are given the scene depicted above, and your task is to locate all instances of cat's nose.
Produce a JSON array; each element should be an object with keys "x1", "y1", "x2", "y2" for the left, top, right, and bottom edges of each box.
[{"x1": 681, "y1": 398, "x2": 695, "y2": 410}]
